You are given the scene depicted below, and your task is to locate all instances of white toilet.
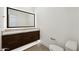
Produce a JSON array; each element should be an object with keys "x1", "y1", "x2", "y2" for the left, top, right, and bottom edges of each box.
[
  {"x1": 49, "y1": 44, "x2": 64, "y2": 51},
  {"x1": 65, "y1": 40, "x2": 77, "y2": 51},
  {"x1": 49, "y1": 40, "x2": 77, "y2": 51}
]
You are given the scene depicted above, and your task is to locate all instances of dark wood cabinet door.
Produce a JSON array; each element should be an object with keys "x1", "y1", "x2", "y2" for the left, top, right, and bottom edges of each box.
[{"x1": 2, "y1": 31, "x2": 40, "y2": 51}]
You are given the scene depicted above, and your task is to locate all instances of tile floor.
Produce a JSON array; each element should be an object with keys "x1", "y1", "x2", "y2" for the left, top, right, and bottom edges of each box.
[{"x1": 24, "y1": 44, "x2": 49, "y2": 51}]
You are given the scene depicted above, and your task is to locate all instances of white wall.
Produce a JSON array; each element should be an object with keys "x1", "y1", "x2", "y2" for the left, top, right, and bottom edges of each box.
[
  {"x1": 13, "y1": 7, "x2": 35, "y2": 13},
  {"x1": 36, "y1": 7, "x2": 79, "y2": 50},
  {"x1": 0, "y1": 7, "x2": 4, "y2": 29}
]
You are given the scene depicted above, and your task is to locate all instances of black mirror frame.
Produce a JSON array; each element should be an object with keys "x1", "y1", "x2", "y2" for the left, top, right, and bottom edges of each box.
[{"x1": 7, "y1": 7, "x2": 35, "y2": 28}]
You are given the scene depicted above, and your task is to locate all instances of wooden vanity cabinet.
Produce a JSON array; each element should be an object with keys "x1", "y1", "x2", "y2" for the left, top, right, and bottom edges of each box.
[{"x1": 2, "y1": 31, "x2": 40, "y2": 51}]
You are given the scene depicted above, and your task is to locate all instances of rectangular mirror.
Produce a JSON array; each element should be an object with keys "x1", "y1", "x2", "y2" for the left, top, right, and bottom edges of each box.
[{"x1": 7, "y1": 7, "x2": 35, "y2": 28}]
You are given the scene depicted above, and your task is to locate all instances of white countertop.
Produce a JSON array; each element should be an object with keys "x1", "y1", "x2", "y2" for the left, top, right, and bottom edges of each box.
[{"x1": 2, "y1": 28, "x2": 40, "y2": 35}]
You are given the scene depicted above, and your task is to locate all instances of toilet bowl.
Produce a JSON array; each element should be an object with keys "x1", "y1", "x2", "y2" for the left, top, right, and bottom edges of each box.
[
  {"x1": 49, "y1": 44, "x2": 64, "y2": 51},
  {"x1": 49, "y1": 40, "x2": 77, "y2": 51}
]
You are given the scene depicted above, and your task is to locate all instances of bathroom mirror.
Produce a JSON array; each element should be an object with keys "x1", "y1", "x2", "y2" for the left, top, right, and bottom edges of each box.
[{"x1": 7, "y1": 7, "x2": 35, "y2": 28}]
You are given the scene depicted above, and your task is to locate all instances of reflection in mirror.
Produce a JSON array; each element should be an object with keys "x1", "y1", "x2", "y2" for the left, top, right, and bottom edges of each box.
[{"x1": 7, "y1": 7, "x2": 35, "y2": 28}]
